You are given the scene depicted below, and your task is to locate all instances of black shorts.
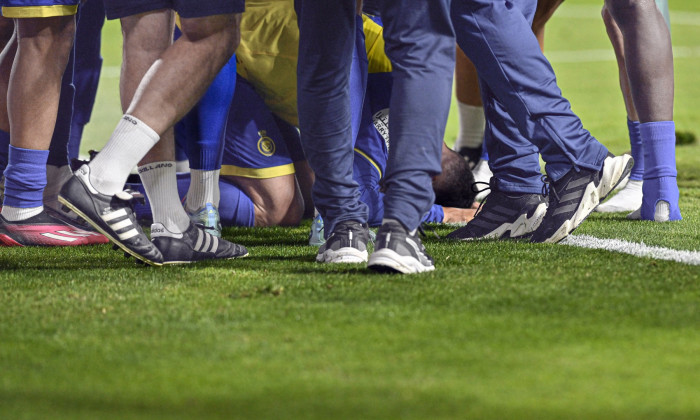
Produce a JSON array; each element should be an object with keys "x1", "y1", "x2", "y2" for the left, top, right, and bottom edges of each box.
[{"x1": 104, "y1": 0, "x2": 243, "y2": 20}]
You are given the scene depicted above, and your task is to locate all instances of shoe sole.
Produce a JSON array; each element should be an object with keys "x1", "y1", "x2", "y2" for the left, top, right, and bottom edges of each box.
[
  {"x1": 541, "y1": 155, "x2": 633, "y2": 244},
  {"x1": 454, "y1": 202, "x2": 548, "y2": 241},
  {"x1": 0, "y1": 234, "x2": 22, "y2": 246},
  {"x1": 59, "y1": 195, "x2": 163, "y2": 267},
  {"x1": 368, "y1": 248, "x2": 435, "y2": 274},
  {"x1": 316, "y1": 247, "x2": 368, "y2": 263},
  {"x1": 162, "y1": 251, "x2": 249, "y2": 265}
]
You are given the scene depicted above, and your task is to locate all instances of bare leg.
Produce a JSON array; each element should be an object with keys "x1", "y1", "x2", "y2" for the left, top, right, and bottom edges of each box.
[
  {"x1": 128, "y1": 14, "x2": 240, "y2": 136},
  {"x1": 532, "y1": 0, "x2": 565, "y2": 51},
  {"x1": 0, "y1": 17, "x2": 16, "y2": 134},
  {"x1": 453, "y1": 47, "x2": 485, "y2": 166},
  {"x1": 602, "y1": 6, "x2": 638, "y2": 121},
  {"x1": 127, "y1": 13, "x2": 240, "y2": 234},
  {"x1": 605, "y1": 0, "x2": 679, "y2": 221},
  {"x1": 605, "y1": 0, "x2": 673, "y2": 122},
  {"x1": 9, "y1": 17, "x2": 75, "y2": 151},
  {"x1": 225, "y1": 174, "x2": 304, "y2": 227},
  {"x1": 455, "y1": 47, "x2": 481, "y2": 107},
  {"x1": 0, "y1": 16, "x2": 89, "y2": 248},
  {"x1": 118, "y1": 10, "x2": 175, "y2": 165}
]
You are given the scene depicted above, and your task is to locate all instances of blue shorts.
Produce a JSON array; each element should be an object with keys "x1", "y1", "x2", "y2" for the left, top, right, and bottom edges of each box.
[
  {"x1": 1, "y1": 0, "x2": 78, "y2": 17},
  {"x1": 103, "y1": 0, "x2": 243, "y2": 20},
  {"x1": 220, "y1": 77, "x2": 303, "y2": 179}
]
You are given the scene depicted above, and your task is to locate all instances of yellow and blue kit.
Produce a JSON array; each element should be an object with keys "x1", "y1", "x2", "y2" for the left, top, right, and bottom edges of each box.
[{"x1": 0, "y1": 0, "x2": 78, "y2": 18}]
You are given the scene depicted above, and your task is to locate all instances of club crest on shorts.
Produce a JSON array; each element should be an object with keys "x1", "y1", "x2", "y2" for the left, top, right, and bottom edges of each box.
[{"x1": 257, "y1": 130, "x2": 276, "y2": 157}]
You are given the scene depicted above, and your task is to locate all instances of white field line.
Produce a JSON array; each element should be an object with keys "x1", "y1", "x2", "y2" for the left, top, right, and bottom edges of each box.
[{"x1": 560, "y1": 234, "x2": 700, "y2": 266}]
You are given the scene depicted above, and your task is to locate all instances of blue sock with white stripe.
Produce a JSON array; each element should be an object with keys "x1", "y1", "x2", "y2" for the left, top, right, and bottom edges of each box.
[
  {"x1": 2, "y1": 146, "x2": 50, "y2": 221},
  {"x1": 640, "y1": 121, "x2": 681, "y2": 221}
]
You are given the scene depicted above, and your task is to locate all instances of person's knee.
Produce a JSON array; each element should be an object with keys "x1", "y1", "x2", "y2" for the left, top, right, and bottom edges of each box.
[
  {"x1": 605, "y1": 0, "x2": 656, "y2": 26},
  {"x1": 279, "y1": 192, "x2": 305, "y2": 227},
  {"x1": 255, "y1": 194, "x2": 304, "y2": 227},
  {"x1": 120, "y1": 12, "x2": 172, "y2": 59},
  {"x1": 17, "y1": 16, "x2": 75, "y2": 69},
  {"x1": 179, "y1": 14, "x2": 240, "y2": 58}
]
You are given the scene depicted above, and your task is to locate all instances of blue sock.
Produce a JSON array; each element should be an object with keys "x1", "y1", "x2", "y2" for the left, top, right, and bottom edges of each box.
[
  {"x1": 218, "y1": 178, "x2": 255, "y2": 227},
  {"x1": 0, "y1": 129, "x2": 10, "y2": 173},
  {"x1": 627, "y1": 119, "x2": 644, "y2": 181},
  {"x1": 3, "y1": 146, "x2": 50, "y2": 208},
  {"x1": 640, "y1": 121, "x2": 681, "y2": 221},
  {"x1": 179, "y1": 53, "x2": 236, "y2": 171}
]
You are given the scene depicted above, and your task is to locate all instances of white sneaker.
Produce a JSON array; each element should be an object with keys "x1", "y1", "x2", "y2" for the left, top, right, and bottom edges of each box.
[
  {"x1": 472, "y1": 159, "x2": 493, "y2": 202},
  {"x1": 596, "y1": 179, "x2": 642, "y2": 213}
]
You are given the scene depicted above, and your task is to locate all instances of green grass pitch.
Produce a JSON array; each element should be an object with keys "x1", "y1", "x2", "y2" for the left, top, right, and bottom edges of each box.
[{"x1": 2, "y1": 0, "x2": 699, "y2": 418}]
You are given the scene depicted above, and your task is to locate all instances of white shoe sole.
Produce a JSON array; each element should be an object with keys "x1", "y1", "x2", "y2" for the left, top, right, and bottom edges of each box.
[
  {"x1": 368, "y1": 248, "x2": 435, "y2": 274},
  {"x1": 316, "y1": 246, "x2": 368, "y2": 263},
  {"x1": 542, "y1": 155, "x2": 633, "y2": 243},
  {"x1": 457, "y1": 202, "x2": 548, "y2": 241}
]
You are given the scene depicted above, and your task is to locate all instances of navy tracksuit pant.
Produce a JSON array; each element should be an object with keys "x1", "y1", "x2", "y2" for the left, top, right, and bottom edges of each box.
[
  {"x1": 451, "y1": 0, "x2": 609, "y2": 194},
  {"x1": 297, "y1": 0, "x2": 455, "y2": 235}
]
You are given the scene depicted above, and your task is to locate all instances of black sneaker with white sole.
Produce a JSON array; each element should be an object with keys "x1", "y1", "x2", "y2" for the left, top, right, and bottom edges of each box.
[
  {"x1": 58, "y1": 164, "x2": 164, "y2": 266},
  {"x1": 368, "y1": 219, "x2": 434, "y2": 274},
  {"x1": 151, "y1": 222, "x2": 248, "y2": 265},
  {"x1": 316, "y1": 220, "x2": 369, "y2": 263},
  {"x1": 446, "y1": 181, "x2": 548, "y2": 241},
  {"x1": 531, "y1": 153, "x2": 633, "y2": 243}
]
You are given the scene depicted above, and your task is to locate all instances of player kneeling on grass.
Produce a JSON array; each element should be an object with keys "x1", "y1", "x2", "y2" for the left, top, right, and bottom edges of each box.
[{"x1": 125, "y1": 78, "x2": 477, "y2": 235}]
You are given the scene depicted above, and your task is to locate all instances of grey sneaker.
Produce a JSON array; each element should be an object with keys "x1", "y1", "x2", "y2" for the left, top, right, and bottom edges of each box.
[
  {"x1": 187, "y1": 202, "x2": 222, "y2": 237},
  {"x1": 58, "y1": 164, "x2": 164, "y2": 266},
  {"x1": 531, "y1": 153, "x2": 633, "y2": 243},
  {"x1": 446, "y1": 180, "x2": 547, "y2": 240},
  {"x1": 316, "y1": 220, "x2": 369, "y2": 263},
  {"x1": 368, "y1": 219, "x2": 434, "y2": 274},
  {"x1": 151, "y1": 222, "x2": 248, "y2": 265}
]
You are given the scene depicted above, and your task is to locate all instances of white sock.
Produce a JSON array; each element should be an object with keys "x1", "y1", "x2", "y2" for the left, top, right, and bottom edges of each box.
[
  {"x1": 138, "y1": 161, "x2": 190, "y2": 235},
  {"x1": 2, "y1": 205, "x2": 42, "y2": 221},
  {"x1": 175, "y1": 160, "x2": 190, "y2": 173},
  {"x1": 185, "y1": 169, "x2": 220, "y2": 213},
  {"x1": 596, "y1": 180, "x2": 643, "y2": 213},
  {"x1": 454, "y1": 102, "x2": 486, "y2": 151},
  {"x1": 43, "y1": 164, "x2": 73, "y2": 211},
  {"x1": 89, "y1": 115, "x2": 160, "y2": 196}
]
